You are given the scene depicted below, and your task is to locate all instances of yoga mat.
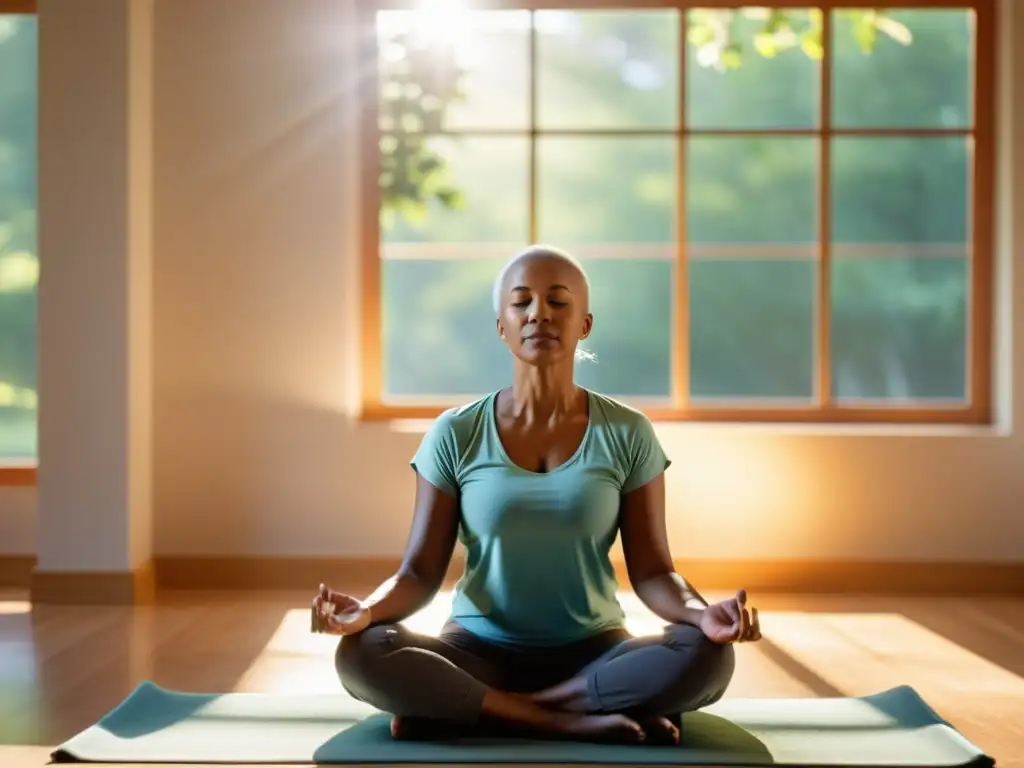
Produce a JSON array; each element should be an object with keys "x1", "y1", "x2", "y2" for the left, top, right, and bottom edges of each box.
[{"x1": 52, "y1": 681, "x2": 994, "y2": 766}]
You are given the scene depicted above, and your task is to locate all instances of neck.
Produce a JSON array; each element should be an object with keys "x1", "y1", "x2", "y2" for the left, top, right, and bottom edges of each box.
[{"x1": 507, "y1": 361, "x2": 581, "y2": 425}]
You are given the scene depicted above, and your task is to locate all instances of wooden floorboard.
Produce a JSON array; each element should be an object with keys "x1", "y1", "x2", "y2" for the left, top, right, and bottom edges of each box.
[{"x1": 1, "y1": 588, "x2": 1021, "y2": 767}]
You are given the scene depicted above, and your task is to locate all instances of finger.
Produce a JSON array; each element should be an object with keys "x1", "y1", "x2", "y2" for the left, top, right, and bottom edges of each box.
[
  {"x1": 738, "y1": 605, "x2": 749, "y2": 638},
  {"x1": 336, "y1": 593, "x2": 360, "y2": 610},
  {"x1": 721, "y1": 598, "x2": 741, "y2": 622},
  {"x1": 740, "y1": 607, "x2": 760, "y2": 642},
  {"x1": 327, "y1": 610, "x2": 366, "y2": 636}
]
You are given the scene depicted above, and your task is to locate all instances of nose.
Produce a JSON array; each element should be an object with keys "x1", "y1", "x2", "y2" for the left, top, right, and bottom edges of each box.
[{"x1": 528, "y1": 298, "x2": 552, "y2": 323}]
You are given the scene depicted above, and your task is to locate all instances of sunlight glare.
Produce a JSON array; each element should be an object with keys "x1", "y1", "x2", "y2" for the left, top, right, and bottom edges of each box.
[
  {"x1": 415, "y1": 0, "x2": 472, "y2": 50},
  {"x1": 376, "y1": 0, "x2": 482, "y2": 65},
  {"x1": 0, "y1": 599, "x2": 31, "y2": 615},
  {"x1": 766, "y1": 612, "x2": 1024, "y2": 698}
]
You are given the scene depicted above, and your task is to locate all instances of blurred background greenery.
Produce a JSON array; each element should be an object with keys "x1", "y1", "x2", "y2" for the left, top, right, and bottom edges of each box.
[
  {"x1": 375, "y1": 7, "x2": 973, "y2": 406},
  {"x1": 0, "y1": 13, "x2": 37, "y2": 458}
]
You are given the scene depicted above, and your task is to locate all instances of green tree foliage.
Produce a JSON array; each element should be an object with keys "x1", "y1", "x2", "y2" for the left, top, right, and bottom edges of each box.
[
  {"x1": 376, "y1": 8, "x2": 973, "y2": 403},
  {"x1": 0, "y1": 14, "x2": 37, "y2": 456},
  {"x1": 378, "y1": 9, "x2": 916, "y2": 223}
]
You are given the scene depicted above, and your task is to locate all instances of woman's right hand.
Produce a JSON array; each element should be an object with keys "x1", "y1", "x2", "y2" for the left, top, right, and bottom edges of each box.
[{"x1": 312, "y1": 583, "x2": 372, "y2": 636}]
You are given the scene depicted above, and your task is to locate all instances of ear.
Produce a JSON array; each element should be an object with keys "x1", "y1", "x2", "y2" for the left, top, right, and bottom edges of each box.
[
  {"x1": 496, "y1": 317, "x2": 506, "y2": 340},
  {"x1": 581, "y1": 313, "x2": 593, "y2": 340}
]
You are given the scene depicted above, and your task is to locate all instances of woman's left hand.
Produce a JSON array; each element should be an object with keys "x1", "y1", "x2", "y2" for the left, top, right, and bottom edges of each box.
[{"x1": 699, "y1": 589, "x2": 761, "y2": 644}]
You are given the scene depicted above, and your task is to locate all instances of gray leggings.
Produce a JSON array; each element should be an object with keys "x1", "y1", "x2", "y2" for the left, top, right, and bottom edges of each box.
[{"x1": 336, "y1": 620, "x2": 735, "y2": 728}]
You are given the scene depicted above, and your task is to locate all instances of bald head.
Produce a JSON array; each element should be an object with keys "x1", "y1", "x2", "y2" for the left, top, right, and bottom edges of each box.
[{"x1": 491, "y1": 245, "x2": 591, "y2": 316}]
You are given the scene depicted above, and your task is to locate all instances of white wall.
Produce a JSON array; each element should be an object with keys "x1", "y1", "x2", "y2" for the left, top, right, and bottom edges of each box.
[{"x1": 1, "y1": 0, "x2": 1021, "y2": 565}]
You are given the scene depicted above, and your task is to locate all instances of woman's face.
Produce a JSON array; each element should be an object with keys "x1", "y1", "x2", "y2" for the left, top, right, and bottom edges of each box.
[{"x1": 496, "y1": 254, "x2": 592, "y2": 366}]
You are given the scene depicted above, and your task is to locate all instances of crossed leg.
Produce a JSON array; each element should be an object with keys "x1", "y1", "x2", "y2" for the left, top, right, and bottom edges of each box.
[{"x1": 336, "y1": 621, "x2": 735, "y2": 743}]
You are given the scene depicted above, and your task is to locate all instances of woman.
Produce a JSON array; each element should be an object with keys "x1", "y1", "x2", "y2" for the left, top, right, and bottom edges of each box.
[{"x1": 313, "y1": 245, "x2": 762, "y2": 744}]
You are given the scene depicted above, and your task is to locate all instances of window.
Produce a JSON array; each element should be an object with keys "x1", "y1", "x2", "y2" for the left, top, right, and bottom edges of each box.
[
  {"x1": 0, "y1": 1, "x2": 38, "y2": 482},
  {"x1": 361, "y1": 0, "x2": 994, "y2": 424}
]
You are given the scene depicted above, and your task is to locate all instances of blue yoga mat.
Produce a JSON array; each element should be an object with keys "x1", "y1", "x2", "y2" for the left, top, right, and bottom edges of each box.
[{"x1": 51, "y1": 680, "x2": 994, "y2": 766}]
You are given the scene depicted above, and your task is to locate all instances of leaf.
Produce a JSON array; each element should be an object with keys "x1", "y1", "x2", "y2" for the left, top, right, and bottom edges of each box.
[
  {"x1": 875, "y1": 15, "x2": 913, "y2": 45},
  {"x1": 687, "y1": 23, "x2": 716, "y2": 47},
  {"x1": 398, "y1": 198, "x2": 429, "y2": 225},
  {"x1": 765, "y1": 9, "x2": 787, "y2": 34},
  {"x1": 754, "y1": 32, "x2": 778, "y2": 58},
  {"x1": 0, "y1": 382, "x2": 36, "y2": 409},
  {"x1": 0, "y1": 251, "x2": 38, "y2": 292},
  {"x1": 415, "y1": 154, "x2": 443, "y2": 176},
  {"x1": 800, "y1": 31, "x2": 824, "y2": 60},
  {"x1": 720, "y1": 44, "x2": 743, "y2": 70},
  {"x1": 435, "y1": 187, "x2": 465, "y2": 209},
  {"x1": 852, "y1": 13, "x2": 879, "y2": 53}
]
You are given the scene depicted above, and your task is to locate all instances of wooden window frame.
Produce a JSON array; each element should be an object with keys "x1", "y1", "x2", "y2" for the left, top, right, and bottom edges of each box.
[
  {"x1": 358, "y1": 0, "x2": 997, "y2": 425},
  {"x1": 0, "y1": 0, "x2": 36, "y2": 486}
]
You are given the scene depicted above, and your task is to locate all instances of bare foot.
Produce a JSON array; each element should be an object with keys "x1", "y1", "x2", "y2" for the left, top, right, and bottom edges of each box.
[
  {"x1": 638, "y1": 716, "x2": 679, "y2": 745},
  {"x1": 390, "y1": 715, "x2": 414, "y2": 740},
  {"x1": 564, "y1": 713, "x2": 646, "y2": 743}
]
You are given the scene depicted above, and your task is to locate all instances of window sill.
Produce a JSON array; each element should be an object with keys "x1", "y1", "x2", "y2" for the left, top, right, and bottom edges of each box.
[
  {"x1": 360, "y1": 400, "x2": 1003, "y2": 438},
  {"x1": 378, "y1": 417, "x2": 1009, "y2": 440},
  {"x1": 0, "y1": 466, "x2": 36, "y2": 487}
]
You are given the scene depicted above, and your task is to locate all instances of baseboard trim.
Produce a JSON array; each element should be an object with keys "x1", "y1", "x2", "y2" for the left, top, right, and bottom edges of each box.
[
  {"x1": 2, "y1": 555, "x2": 1022, "y2": 601},
  {"x1": 28, "y1": 559, "x2": 156, "y2": 605},
  {"x1": 0, "y1": 555, "x2": 34, "y2": 589}
]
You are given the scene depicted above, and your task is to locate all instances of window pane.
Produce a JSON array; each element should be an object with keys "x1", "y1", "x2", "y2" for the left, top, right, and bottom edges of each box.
[
  {"x1": 377, "y1": 10, "x2": 530, "y2": 131},
  {"x1": 830, "y1": 135, "x2": 970, "y2": 403},
  {"x1": 687, "y1": 137, "x2": 818, "y2": 244},
  {"x1": 830, "y1": 255, "x2": 967, "y2": 402},
  {"x1": 382, "y1": 257, "x2": 511, "y2": 398},
  {"x1": 380, "y1": 136, "x2": 530, "y2": 243},
  {"x1": 831, "y1": 10, "x2": 973, "y2": 129},
  {"x1": 686, "y1": 8, "x2": 819, "y2": 130},
  {"x1": 574, "y1": 256, "x2": 673, "y2": 399},
  {"x1": 831, "y1": 137, "x2": 970, "y2": 244},
  {"x1": 535, "y1": 137, "x2": 674, "y2": 398},
  {"x1": 0, "y1": 15, "x2": 38, "y2": 460},
  {"x1": 537, "y1": 136, "x2": 676, "y2": 243},
  {"x1": 381, "y1": 254, "x2": 673, "y2": 399},
  {"x1": 536, "y1": 10, "x2": 679, "y2": 130},
  {"x1": 689, "y1": 259, "x2": 815, "y2": 400}
]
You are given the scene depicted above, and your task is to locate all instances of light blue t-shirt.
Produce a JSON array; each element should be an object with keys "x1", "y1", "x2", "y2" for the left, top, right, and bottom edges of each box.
[{"x1": 410, "y1": 388, "x2": 671, "y2": 647}]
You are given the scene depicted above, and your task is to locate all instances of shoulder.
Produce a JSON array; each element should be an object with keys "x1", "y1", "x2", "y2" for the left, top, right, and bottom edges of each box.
[
  {"x1": 586, "y1": 390, "x2": 670, "y2": 490},
  {"x1": 587, "y1": 390, "x2": 657, "y2": 437},
  {"x1": 417, "y1": 391, "x2": 495, "y2": 465},
  {"x1": 411, "y1": 392, "x2": 496, "y2": 494},
  {"x1": 427, "y1": 392, "x2": 494, "y2": 447}
]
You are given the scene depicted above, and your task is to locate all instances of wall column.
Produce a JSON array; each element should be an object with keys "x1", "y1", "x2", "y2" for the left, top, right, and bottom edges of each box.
[{"x1": 33, "y1": 0, "x2": 154, "y2": 603}]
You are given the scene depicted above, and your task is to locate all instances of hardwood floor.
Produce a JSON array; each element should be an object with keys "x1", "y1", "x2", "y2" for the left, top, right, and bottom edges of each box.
[{"x1": 2, "y1": 587, "x2": 1022, "y2": 767}]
